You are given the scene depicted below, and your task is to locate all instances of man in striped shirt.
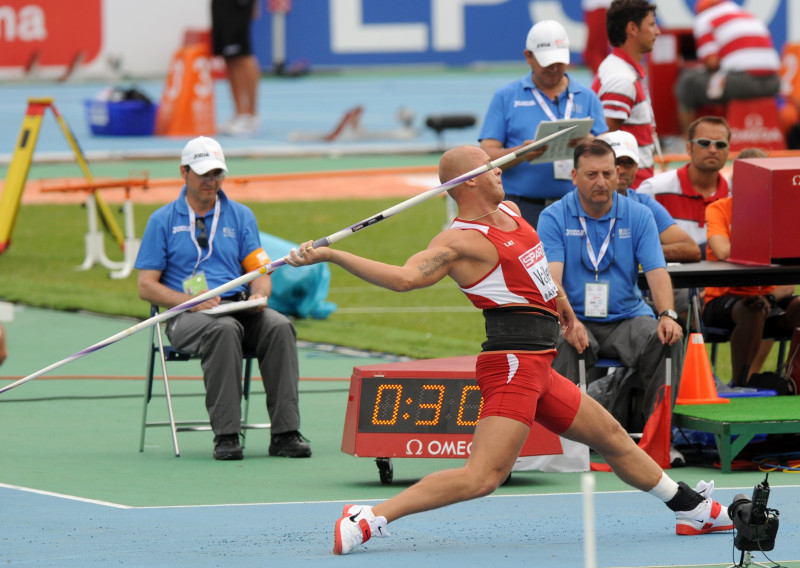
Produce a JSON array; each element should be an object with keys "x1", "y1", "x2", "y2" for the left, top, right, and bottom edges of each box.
[
  {"x1": 592, "y1": 0, "x2": 660, "y2": 188},
  {"x1": 676, "y1": 0, "x2": 780, "y2": 136}
]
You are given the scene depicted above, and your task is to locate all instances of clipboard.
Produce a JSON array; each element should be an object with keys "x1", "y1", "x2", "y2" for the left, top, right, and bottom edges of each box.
[
  {"x1": 529, "y1": 118, "x2": 594, "y2": 164},
  {"x1": 201, "y1": 297, "x2": 267, "y2": 316}
]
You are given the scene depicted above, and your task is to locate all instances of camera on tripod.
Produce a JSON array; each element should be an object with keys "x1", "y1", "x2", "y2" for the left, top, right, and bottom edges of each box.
[{"x1": 728, "y1": 474, "x2": 780, "y2": 552}]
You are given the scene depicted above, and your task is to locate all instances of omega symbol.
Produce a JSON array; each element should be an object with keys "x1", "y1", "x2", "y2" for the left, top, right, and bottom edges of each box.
[{"x1": 405, "y1": 439, "x2": 423, "y2": 455}]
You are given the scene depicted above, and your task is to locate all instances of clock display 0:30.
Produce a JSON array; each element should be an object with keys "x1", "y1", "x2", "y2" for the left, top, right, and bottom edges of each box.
[{"x1": 357, "y1": 378, "x2": 484, "y2": 434}]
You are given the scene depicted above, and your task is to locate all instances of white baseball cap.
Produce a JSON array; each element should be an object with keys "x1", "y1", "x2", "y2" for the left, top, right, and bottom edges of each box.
[
  {"x1": 525, "y1": 20, "x2": 570, "y2": 67},
  {"x1": 601, "y1": 130, "x2": 640, "y2": 165},
  {"x1": 181, "y1": 136, "x2": 228, "y2": 174}
]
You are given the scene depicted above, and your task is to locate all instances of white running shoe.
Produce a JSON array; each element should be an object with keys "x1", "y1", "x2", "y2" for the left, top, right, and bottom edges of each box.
[
  {"x1": 333, "y1": 504, "x2": 389, "y2": 555},
  {"x1": 219, "y1": 114, "x2": 259, "y2": 137},
  {"x1": 675, "y1": 480, "x2": 734, "y2": 535}
]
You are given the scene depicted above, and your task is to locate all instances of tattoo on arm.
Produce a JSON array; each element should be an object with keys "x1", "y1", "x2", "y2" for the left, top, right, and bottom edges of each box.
[{"x1": 418, "y1": 251, "x2": 450, "y2": 278}]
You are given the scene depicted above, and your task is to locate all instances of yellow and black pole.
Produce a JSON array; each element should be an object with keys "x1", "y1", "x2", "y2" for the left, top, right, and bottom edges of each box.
[{"x1": 0, "y1": 97, "x2": 124, "y2": 253}]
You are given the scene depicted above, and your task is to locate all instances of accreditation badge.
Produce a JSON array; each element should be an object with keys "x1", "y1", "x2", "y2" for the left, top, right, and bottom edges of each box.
[
  {"x1": 584, "y1": 281, "x2": 609, "y2": 318},
  {"x1": 183, "y1": 272, "x2": 208, "y2": 295},
  {"x1": 553, "y1": 159, "x2": 572, "y2": 180}
]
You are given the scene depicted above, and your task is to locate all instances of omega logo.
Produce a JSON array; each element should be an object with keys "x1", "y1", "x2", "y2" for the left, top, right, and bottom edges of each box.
[
  {"x1": 730, "y1": 112, "x2": 783, "y2": 145},
  {"x1": 744, "y1": 114, "x2": 765, "y2": 129},
  {"x1": 405, "y1": 439, "x2": 473, "y2": 456},
  {"x1": 793, "y1": 175, "x2": 800, "y2": 186}
]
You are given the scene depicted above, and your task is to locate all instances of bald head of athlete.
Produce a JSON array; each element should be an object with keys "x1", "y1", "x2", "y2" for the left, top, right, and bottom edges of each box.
[{"x1": 440, "y1": 145, "x2": 506, "y2": 215}]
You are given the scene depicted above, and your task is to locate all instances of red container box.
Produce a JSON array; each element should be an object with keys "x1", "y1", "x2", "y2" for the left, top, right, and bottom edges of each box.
[{"x1": 730, "y1": 157, "x2": 800, "y2": 265}]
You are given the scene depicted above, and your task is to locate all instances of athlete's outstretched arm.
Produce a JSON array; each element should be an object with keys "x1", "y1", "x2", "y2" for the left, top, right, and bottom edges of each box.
[{"x1": 286, "y1": 237, "x2": 457, "y2": 293}]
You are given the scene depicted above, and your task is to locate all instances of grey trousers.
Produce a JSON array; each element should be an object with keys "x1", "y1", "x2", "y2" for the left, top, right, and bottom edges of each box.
[
  {"x1": 676, "y1": 68, "x2": 780, "y2": 110},
  {"x1": 551, "y1": 316, "x2": 683, "y2": 431},
  {"x1": 166, "y1": 307, "x2": 300, "y2": 436}
]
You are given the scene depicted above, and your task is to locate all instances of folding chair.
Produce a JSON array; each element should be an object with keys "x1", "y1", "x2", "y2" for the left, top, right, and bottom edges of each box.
[{"x1": 139, "y1": 305, "x2": 270, "y2": 457}]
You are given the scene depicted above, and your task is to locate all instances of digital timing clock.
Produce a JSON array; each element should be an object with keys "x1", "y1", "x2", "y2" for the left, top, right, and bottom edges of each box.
[
  {"x1": 357, "y1": 376, "x2": 483, "y2": 434},
  {"x1": 341, "y1": 355, "x2": 563, "y2": 484}
]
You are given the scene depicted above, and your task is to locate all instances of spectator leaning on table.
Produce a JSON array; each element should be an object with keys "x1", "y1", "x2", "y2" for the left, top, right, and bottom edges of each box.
[
  {"x1": 537, "y1": 139, "x2": 684, "y2": 438},
  {"x1": 600, "y1": 130, "x2": 700, "y2": 263},
  {"x1": 592, "y1": 0, "x2": 660, "y2": 188},
  {"x1": 636, "y1": 116, "x2": 730, "y2": 255},
  {"x1": 675, "y1": 0, "x2": 780, "y2": 137},
  {"x1": 703, "y1": 148, "x2": 800, "y2": 388},
  {"x1": 479, "y1": 19, "x2": 607, "y2": 228}
]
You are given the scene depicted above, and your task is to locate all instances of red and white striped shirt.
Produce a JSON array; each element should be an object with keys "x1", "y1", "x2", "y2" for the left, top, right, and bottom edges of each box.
[
  {"x1": 694, "y1": 1, "x2": 779, "y2": 74},
  {"x1": 450, "y1": 204, "x2": 558, "y2": 313},
  {"x1": 592, "y1": 48, "x2": 655, "y2": 187}
]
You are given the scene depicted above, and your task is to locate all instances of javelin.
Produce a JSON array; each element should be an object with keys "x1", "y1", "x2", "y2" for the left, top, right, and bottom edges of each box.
[{"x1": 0, "y1": 126, "x2": 577, "y2": 395}]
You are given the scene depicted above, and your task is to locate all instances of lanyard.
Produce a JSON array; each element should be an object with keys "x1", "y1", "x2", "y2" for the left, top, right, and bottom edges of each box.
[
  {"x1": 186, "y1": 196, "x2": 221, "y2": 276},
  {"x1": 531, "y1": 87, "x2": 574, "y2": 122},
  {"x1": 576, "y1": 194, "x2": 616, "y2": 281}
]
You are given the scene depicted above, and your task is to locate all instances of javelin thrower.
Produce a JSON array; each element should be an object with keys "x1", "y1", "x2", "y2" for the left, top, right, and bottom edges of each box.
[{"x1": 286, "y1": 144, "x2": 733, "y2": 555}]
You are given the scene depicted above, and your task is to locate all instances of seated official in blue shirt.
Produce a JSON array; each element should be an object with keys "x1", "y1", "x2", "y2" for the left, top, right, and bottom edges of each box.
[
  {"x1": 537, "y1": 139, "x2": 684, "y2": 436},
  {"x1": 135, "y1": 136, "x2": 310, "y2": 461}
]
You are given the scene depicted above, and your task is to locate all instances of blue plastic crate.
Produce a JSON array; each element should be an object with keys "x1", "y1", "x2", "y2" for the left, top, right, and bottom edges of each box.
[{"x1": 84, "y1": 99, "x2": 156, "y2": 136}]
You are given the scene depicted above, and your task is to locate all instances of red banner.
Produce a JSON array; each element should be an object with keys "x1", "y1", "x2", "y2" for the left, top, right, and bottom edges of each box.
[{"x1": 0, "y1": 0, "x2": 102, "y2": 67}]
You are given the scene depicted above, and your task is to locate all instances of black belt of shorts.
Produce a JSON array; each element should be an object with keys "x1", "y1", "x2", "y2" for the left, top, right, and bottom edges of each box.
[{"x1": 481, "y1": 306, "x2": 560, "y2": 352}]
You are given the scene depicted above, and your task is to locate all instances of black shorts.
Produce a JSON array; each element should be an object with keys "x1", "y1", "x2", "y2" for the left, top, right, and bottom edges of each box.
[
  {"x1": 703, "y1": 294, "x2": 794, "y2": 336},
  {"x1": 211, "y1": 0, "x2": 256, "y2": 58}
]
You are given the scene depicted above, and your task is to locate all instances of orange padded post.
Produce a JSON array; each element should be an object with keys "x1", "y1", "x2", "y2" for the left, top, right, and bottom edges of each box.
[{"x1": 154, "y1": 41, "x2": 215, "y2": 136}]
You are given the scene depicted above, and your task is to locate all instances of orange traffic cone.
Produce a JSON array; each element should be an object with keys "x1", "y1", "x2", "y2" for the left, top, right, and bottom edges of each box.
[
  {"x1": 154, "y1": 41, "x2": 215, "y2": 136},
  {"x1": 676, "y1": 333, "x2": 729, "y2": 405}
]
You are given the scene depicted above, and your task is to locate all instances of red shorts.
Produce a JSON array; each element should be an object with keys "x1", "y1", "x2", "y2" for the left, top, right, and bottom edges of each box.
[{"x1": 476, "y1": 351, "x2": 581, "y2": 434}]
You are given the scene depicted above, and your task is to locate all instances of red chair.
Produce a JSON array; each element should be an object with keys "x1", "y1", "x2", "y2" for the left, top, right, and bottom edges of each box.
[{"x1": 726, "y1": 97, "x2": 786, "y2": 151}]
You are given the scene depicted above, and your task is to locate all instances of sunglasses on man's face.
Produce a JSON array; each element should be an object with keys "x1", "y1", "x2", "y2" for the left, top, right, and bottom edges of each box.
[
  {"x1": 196, "y1": 216, "x2": 208, "y2": 248},
  {"x1": 690, "y1": 138, "x2": 729, "y2": 150},
  {"x1": 198, "y1": 169, "x2": 227, "y2": 182}
]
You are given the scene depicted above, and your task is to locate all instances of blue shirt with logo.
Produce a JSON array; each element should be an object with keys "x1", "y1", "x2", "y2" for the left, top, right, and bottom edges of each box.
[
  {"x1": 624, "y1": 189, "x2": 675, "y2": 234},
  {"x1": 135, "y1": 186, "x2": 262, "y2": 297},
  {"x1": 478, "y1": 72, "x2": 607, "y2": 200},
  {"x1": 537, "y1": 190, "x2": 665, "y2": 322}
]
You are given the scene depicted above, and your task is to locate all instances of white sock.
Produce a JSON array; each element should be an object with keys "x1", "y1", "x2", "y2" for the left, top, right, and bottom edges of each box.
[
  {"x1": 371, "y1": 515, "x2": 390, "y2": 538},
  {"x1": 648, "y1": 472, "x2": 680, "y2": 502}
]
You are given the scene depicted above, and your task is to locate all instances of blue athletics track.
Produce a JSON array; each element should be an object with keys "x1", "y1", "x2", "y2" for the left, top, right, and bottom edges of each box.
[
  {"x1": 2, "y1": 69, "x2": 800, "y2": 568},
  {"x1": 2, "y1": 308, "x2": 800, "y2": 567}
]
